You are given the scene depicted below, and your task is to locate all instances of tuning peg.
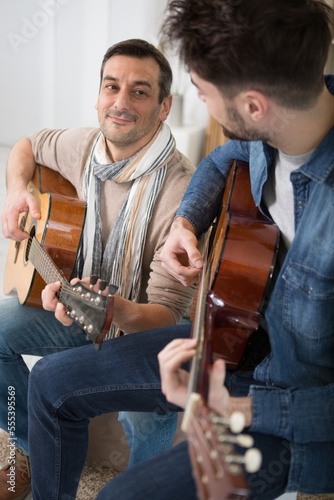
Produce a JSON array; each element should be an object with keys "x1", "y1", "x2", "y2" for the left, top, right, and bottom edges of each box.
[
  {"x1": 230, "y1": 412, "x2": 246, "y2": 434},
  {"x1": 90, "y1": 275, "x2": 98, "y2": 288},
  {"x1": 211, "y1": 411, "x2": 245, "y2": 434},
  {"x1": 108, "y1": 284, "x2": 118, "y2": 296},
  {"x1": 243, "y1": 448, "x2": 262, "y2": 473},
  {"x1": 225, "y1": 447, "x2": 262, "y2": 474},
  {"x1": 218, "y1": 433, "x2": 254, "y2": 448},
  {"x1": 98, "y1": 280, "x2": 108, "y2": 294}
]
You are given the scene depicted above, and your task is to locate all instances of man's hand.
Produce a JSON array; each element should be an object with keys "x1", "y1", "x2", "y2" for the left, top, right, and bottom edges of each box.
[
  {"x1": 209, "y1": 359, "x2": 253, "y2": 427},
  {"x1": 208, "y1": 358, "x2": 231, "y2": 416},
  {"x1": 158, "y1": 338, "x2": 231, "y2": 414},
  {"x1": 41, "y1": 277, "x2": 101, "y2": 327},
  {"x1": 160, "y1": 217, "x2": 204, "y2": 287},
  {"x1": 158, "y1": 337, "x2": 253, "y2": 426},
  {"x1": 1, "y1": 190, "x2": 40, "y2": 241},
  {"x1": 41, "y1": 281, "x2": 73, "y2": 326},
  {"x1": 2, "y1": 137, "x2": 41, "y2": 241},
  {"x1": 158, "y1": 338, "x2": 198, "y2": 409}
]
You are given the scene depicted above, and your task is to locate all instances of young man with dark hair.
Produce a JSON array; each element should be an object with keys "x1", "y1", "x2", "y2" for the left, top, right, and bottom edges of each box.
[{"x1": 26, "y1": 1, "x2": 334, "y2": 498}]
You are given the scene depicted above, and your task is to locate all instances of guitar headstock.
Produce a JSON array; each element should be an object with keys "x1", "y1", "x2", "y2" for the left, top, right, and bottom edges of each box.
[
  {"x1": 184, "y1": 394, "x2": 261, "y2": 500},
  {"x1": 60, "y1": 278, "x2": 117, "y2": 349}
]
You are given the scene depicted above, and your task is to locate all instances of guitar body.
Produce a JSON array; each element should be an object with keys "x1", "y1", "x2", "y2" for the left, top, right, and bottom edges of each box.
[
  {"x1": 4, "y1": 165, "x2": 86, "y2": 308},
  {"x1": 184, "y1": 161, "x2": 279, "y2": 500},
  {"x1": 205, "y1": 160, "x2": 279, "y2": 371}
]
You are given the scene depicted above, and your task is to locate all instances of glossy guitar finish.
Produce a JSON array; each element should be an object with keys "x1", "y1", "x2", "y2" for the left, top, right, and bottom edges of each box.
[
  {"x1": 206, "y1": 160, "x2": 279, "y2": 371},
  {"x1": 4, "y1": 164, "x2": 86, "y2": 308},
  {"x1": 3, "y1": 165, "x2": 114, "y2": 347},
  {"x1": 183, "y1": 160, "x2": 278, "y2": 500}
]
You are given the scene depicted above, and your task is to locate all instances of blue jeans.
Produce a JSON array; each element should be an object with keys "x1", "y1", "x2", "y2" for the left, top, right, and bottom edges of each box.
[
  {"x1": 28, "y1": 323, "x2": 290, "y2": 500},
  {"x1": 117, "y1": 319, "x2": 191, "y2": 467},
  {"x1": 28, "y1": 324, "x2": 191, "y2": 499},
  {"x1": 96, "y1": 435, "x2": 290, "y2": 500},
  {"x1": 0, "y1": 297, "x2": 178, "y2": 465},
  {"x1": 118, "y1": 411, "x2": 178, "y2": 467},
  {"x1": 0, "y1": 297, "x2": 90, "y2": 454}
]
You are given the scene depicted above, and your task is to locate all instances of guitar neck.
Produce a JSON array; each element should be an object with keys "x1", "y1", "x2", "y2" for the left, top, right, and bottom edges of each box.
[
  {"x1": 26, "y1": 236, "x2": 114, "y2": 348},
  {"x1": 187, "y1": 231, "x2": 213, "y2": 398},
  {"x1": 27, "y1": 237, "x2": 66, "y2": 287},
  {"x1": 182, "y1": 242, "x2": 213, "y2": 435}
]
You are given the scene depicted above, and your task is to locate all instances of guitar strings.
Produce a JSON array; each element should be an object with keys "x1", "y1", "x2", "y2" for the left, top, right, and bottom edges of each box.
[{"x1": 28, "y1": 237, "x2": 97, "y2": 306}]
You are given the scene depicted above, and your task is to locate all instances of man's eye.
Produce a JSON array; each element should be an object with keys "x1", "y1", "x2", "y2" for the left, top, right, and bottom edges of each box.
[{"x1": 134, "y1": 89, "x2": 147, "y2": 97}]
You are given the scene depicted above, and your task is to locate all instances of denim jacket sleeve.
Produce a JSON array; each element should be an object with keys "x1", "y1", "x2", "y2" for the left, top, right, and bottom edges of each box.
[
  {"x1": 249, "y1": 383, "x2": 334, "y2": 443},
  {"x1": 175, "y1": 140, "x2": 250, "y2": 236}
]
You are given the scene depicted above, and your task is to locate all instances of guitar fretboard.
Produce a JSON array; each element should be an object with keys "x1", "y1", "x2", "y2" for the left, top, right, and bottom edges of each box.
[{"x1": 27, "y1": 237, "x2": 65, "y2": 288}]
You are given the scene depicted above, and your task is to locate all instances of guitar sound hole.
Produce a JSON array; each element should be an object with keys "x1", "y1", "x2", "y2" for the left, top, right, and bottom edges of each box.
[{"x1": 24, "y1": 225, "x2": 36, "y2": 264}]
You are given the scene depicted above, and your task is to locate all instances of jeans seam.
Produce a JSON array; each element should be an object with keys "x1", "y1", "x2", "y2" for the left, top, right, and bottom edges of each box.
[
  {"x1": 52, "y1": 412, "x2": 62, "y2": 500},
  {"x1": 53, "y1": 384, "x2": 162, "y2": 411}
]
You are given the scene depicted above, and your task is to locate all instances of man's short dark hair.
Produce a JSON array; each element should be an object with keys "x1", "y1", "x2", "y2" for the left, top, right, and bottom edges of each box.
[
  {"x1": 100, "y1": 39, "x2": 173, "y2": 104},
  {"x1": 161, "y1": 0, "x2": 333, "y2": 109}
]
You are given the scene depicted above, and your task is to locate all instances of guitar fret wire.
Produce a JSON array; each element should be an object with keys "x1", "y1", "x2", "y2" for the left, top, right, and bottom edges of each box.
[
  {"x1": 28, "y1": 237, "x2": 100, "y2": 304},
  {"x1": 25, "y1": 236, "x2": 109, "y2": 338},
  {"x1": 29, "y1": 238, "x2": 71, "y2": 305}
]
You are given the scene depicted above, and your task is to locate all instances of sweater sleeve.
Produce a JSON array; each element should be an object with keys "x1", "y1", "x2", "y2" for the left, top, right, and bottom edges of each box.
[{"x1": 144, "y1": 150, "x2": 197, "y2": 323}]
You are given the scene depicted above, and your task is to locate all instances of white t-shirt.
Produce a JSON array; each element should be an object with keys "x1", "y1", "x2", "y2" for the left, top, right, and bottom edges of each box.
[{"x1": 263, "y1": 149, "x2": 313, "y2": 250}]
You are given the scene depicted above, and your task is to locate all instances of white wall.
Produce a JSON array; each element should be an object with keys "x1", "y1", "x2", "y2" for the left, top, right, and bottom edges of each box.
[{"x1": 0, "y1": 0, "x2": 208, "y2": 148}]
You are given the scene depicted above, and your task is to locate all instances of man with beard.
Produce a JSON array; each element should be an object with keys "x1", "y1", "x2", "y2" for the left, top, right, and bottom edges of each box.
[{"x1": 26, "y1": 0, "x2": 334, "y2": 498}]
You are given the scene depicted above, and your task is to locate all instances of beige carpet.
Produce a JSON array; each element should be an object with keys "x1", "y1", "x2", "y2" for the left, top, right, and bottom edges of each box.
[
  {"x1": 0, "y1": 429, "x2": 117, "y2": 499},
  {"x1": 75, "y1": 463, "x2": 116, "y2": 500}
]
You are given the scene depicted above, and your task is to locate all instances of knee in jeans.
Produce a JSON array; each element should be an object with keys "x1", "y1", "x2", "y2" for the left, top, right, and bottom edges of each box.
[{"x1": 29, "y1": 357, "x2": 54, "y2": 404}]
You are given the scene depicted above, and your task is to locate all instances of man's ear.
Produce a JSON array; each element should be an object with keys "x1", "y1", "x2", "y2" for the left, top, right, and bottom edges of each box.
[
  {"x1": 159, "y1": 94, "x2": 173, "y2": 122},
  {"x1": 239, "y1": 90, "x2": 268, "y2": 123}
]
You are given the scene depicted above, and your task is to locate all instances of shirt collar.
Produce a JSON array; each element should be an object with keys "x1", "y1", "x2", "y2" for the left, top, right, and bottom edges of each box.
[{"x1": 262, "y1": 75, "x2": 334, "y2": 185}]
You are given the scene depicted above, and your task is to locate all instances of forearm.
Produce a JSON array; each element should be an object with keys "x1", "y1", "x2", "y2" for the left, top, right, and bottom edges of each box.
[
  {"x1": 112, "y1": 295, "x2": 176, "y2": 334},
  {"x1": 6, "y1": 137, "x2": 36, "y2": 192},
  {"x1": 171, "y1": 216, "x2": 197, "y2": 234},
  {"x1": 208, "y1": 360, "x2": 253, "y2": 428}
]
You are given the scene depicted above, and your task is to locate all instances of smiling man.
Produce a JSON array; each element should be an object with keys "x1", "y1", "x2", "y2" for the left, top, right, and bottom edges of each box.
[
  {"x1": 97, "y1": 54, "x2": 171, "y2": 152},
  {"x1": 0, "y1": 39, "x2": 195, "y2": 499},
  {"x1": 25, "y1": 2, "x2": 334, "y2": 498}
]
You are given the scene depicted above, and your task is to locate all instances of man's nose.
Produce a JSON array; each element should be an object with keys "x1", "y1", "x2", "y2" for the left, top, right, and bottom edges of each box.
[{"x1": 114, "y1": 90, "x2": 131, "y2": 110}]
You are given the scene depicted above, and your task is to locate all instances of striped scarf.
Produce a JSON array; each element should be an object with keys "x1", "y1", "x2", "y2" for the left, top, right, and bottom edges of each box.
[{"x1": 78, "y1": 123, "x2": 175, "y2": 339}]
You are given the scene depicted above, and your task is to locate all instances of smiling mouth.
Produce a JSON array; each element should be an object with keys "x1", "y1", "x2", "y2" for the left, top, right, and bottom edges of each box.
[
  {"x1": 109, "y1": 116, "x2": 132, "y2": 125},
  {"x1": 107, "y1": 112, "x2": 136, "y2": 125}
]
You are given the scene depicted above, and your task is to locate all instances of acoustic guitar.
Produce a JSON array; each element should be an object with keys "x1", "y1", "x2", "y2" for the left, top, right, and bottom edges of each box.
[
  {"x1": 3, "y1": 165, "x2": 115, "y2": 348},
  {"x1": 182, "y1": 160, "x2": 279, "y2": 499}
]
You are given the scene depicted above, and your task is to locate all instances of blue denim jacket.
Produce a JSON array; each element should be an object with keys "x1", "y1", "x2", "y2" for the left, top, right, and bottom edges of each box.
[{"x1": 176, "y1": 77, "x2": 334, "y2": 493}]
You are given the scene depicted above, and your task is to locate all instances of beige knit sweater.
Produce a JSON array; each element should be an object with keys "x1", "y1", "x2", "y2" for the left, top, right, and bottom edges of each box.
[{"x1": 30, "y1": 127, "x2": 196, "y2": 324}]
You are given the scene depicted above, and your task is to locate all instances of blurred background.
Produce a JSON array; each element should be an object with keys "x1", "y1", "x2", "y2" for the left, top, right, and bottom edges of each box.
[
  {"x1": 0, "y1": 0, "x2": 211, "y2": 300},
  {"x1": 0, "y1": 0, "x2": 209, "y2": 148}
]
